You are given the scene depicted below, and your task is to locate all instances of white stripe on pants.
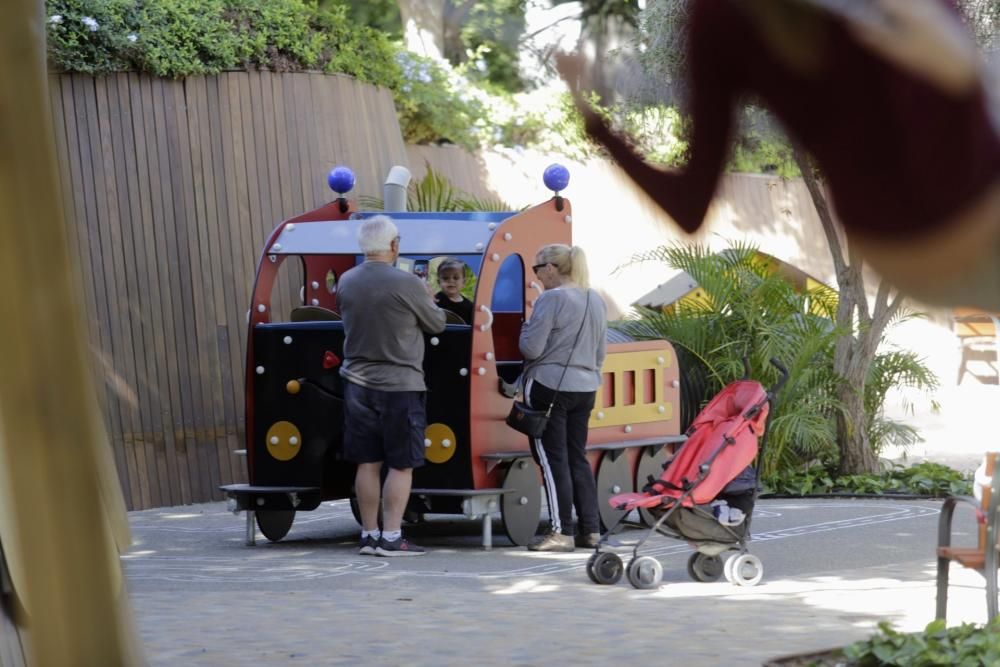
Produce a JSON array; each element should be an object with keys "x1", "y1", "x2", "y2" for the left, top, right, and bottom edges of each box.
[{"x1": 525, "y1": 378, "x2": 561, "y2": 534}]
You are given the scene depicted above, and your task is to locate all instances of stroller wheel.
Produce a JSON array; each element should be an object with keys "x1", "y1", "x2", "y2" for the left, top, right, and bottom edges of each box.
[
  {"x1": 626, "y1": 556, "x2": 663, "y2": 590},
  {"x1": 723, "y1": 554, "x2": 738, "y2": 583},
  {"x1": 587, "y1": 552, "x2": 624, "y2": 585},
  {"x1": 729, "y1": 554, "x2": 763, "y2": 587},
  {"x1": 686, "y1": 552, "x2": 724, "y2": 582}
]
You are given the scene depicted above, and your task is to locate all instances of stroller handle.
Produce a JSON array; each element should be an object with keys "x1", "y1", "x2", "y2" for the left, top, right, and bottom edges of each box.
[{"x1": 768, "y1": 358, "x2": 789, "y2": 396}]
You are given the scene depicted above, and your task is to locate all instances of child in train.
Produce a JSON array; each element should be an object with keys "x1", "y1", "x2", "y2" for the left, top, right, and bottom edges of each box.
[{"x1": 433, "y1": 258, "x2": 474, "y2": 324}]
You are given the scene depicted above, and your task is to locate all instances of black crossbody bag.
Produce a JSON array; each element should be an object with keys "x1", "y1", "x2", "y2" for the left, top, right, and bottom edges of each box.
[{"x1": 506, "y1": 291, "x2": 591, "y2": 438}]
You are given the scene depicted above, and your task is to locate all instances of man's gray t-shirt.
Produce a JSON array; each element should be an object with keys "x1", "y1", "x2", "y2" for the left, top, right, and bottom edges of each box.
[
  {"x1": 338, "y1": 261, "x2": 447, "y2": 391},
  {"x1": 519, "y1": 286, "x2": 607, "y2": 392}
]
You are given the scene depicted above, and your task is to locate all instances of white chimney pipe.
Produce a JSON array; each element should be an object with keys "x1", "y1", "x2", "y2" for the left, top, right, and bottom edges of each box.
[{"x1": 384, "y1": 165, "x2": 411, "y2": 212}]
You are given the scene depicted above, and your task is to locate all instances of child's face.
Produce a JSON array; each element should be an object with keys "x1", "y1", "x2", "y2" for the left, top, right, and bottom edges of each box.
[{"x1": 438, "y1": 268, "x2": 465, "y2": 299}]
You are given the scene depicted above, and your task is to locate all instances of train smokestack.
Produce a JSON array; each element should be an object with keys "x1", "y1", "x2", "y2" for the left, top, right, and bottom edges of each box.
[{"x1": 384, "y1": 165, "x2": 411, "y2": 212}]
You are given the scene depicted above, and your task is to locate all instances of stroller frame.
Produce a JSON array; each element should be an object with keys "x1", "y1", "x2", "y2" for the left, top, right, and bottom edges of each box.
[{"x1": 586, "y1": 359, "x2": 788, "y2": 589}]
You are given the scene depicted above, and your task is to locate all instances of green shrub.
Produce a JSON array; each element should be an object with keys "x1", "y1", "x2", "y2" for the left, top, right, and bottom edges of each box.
[
  {"x1": 44, "y1": 1, "x2": 497, "y2": 148},
  {"x1": 44, "y1": 0, "x2": 398, "y2": 80},
  {"x1": 135, "y1": 0, "x2": 240, "y2": 76},
  {"x1": 762, "y1": 461, "x2": 972, "y2": 498},
  {"x1": 45, "y1": 0, "x2": 143, "y2": 74},
  {"x1": 392, "y1": 51, "x2": 485, "y2": 150},
  {"x1": 844, "y1": 618, "x2": 1000, "y2": 666},
  {"x1": 616, "y1": 241, "x2": 939, "y2": 476}
]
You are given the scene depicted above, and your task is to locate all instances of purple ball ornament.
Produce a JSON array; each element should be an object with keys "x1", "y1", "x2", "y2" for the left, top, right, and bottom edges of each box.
[
  {"x1": 543, "y1": 163, "x2": 570, "y2": 193},
  {"x1": 327, "y1": 166, "x2": 355, "y2": 195}
]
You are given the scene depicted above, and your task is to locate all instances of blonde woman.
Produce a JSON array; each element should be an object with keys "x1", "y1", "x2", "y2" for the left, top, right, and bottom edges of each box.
[{"x1": 519, "y1": 244, "x2": 607, "y2": 551}]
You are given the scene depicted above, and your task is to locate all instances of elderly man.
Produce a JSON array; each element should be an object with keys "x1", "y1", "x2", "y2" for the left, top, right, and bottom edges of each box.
[{"x1": 338, "y1": 215, "x2": 446, "y2": 556}]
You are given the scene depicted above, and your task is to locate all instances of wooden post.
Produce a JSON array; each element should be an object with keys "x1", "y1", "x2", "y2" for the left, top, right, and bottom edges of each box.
[{"x1": 0, "y1": 1, "x2": 140, "y2": 664}]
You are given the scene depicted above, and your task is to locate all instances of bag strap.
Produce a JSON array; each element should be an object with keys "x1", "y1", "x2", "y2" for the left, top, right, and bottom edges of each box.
[{"x1": 545, "y1": 289, "x2": 592, "y2": 417}]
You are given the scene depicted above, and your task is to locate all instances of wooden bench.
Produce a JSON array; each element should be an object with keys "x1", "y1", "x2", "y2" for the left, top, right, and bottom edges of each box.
[{"x1": 936, "y1": 452, "x2": 1000, "y2": 620}]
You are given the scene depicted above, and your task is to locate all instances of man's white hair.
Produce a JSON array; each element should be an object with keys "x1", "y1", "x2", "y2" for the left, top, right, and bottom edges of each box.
[{"x1": 357, "y1": 214, "x2": 398, "y2": 255}]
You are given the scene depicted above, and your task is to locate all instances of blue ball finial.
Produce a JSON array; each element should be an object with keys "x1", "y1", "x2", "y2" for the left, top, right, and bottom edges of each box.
[
  {"x1": 327, "y1": 166, "x2": 355, "y2": 195},
  {"x1": 543, "y1": 163, "x2": 570, "y2": 193}
]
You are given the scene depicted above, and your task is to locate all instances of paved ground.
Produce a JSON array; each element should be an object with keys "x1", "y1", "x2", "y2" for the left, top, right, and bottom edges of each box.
[
  {"x1": 122, "y1": 383, "x2": 1000, "y2": 665},
  {"x1": 124, "y1": 497, "x2": 990, "y2": 666}
]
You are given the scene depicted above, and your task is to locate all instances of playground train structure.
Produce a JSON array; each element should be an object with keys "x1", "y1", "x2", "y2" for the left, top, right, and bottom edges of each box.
[{"x1": 221, "y1": 164, "x2": 701, "y2": 548}]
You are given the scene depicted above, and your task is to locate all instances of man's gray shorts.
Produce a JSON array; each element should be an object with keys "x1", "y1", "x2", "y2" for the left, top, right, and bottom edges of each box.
[{"x1": 343, "y1": 380, "x2": 427, "y2": 470}]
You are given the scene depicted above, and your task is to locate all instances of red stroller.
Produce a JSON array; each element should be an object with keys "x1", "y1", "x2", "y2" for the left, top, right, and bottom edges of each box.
[{"x1": 585, "y1": 359, "x2": 788, "y2": 589}]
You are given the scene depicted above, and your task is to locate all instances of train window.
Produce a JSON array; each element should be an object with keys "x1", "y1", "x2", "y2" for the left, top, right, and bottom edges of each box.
[
  {"x1": 623, "y1": 370, "x2": 636, "y2": 405},
  {"x1": 394, "y1": 255, "x2": 479, "y2": 301},
  {"x1": 641, "y1": 368, "x2": 656, "y2": 403},
  {"x1": 491, "y1": 255, "x2": 525, "y2": 382},
  {"x1": 427, "y1": 256, "x2": 477, "y2": 301},
  {"x1": 601, "y1": 372, "x2": 615, "y2": 408},
  {"x1": 269, "y1": 255, "x2": 305, "y2": 323}
]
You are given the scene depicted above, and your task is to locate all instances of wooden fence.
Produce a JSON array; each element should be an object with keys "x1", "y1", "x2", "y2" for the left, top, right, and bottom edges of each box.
[{"x1": 49, "y1": 71, "x2": 408, "y2": 509}]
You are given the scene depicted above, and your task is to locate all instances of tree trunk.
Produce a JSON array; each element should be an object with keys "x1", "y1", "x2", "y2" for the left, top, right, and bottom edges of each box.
[
  {"x1": 836, "y1": 355, "x2": 879, "y2": 473},
  {"x1": 793, "y1": 145, "x2": 903, "y2": 474},
  {"x1": 397, "y1": 0, "x2": 446, "y2": 60}
]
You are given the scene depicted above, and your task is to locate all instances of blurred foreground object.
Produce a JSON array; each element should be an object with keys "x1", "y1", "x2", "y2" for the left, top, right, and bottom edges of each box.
[
  {"x1": 0, "y1": 0, "x2": 141, "y2": 664},
  {"x1": 562, "y1": 0, "x2": 1000, "y2": 310}
]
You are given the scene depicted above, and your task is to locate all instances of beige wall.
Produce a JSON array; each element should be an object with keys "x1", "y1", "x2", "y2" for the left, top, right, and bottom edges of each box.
[{"x1": 407, "y1": 144, "x2": 968, "y2": 414}]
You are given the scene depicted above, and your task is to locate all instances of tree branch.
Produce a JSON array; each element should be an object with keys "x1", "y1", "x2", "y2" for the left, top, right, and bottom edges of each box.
[{"x1": 793, "y1": 143, "x2": 846, "y2": 277}]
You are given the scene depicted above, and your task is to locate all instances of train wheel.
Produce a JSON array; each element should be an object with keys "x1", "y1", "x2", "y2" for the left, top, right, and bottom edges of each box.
[
  {"x1": 686, "y1": 552, "x2": 724, "y2": 582},
  {"x1": 350, "y1": 498, "x2": 387, "y2": 529},
  {"x1": 256, "y1": 510, "x2": 295, "y2": 542},
  {"x1": 349, "y1": 497, "x2": 362, "y2": 526},
  {"x1": 596, "y1": 451, "x2": 631, "y2": 531},
  {"x1": 588, "y1": 552, "x2": 624, "y2": 585},
  {"x1": 729, "y1": 554, "x2": 763, "y2": 587},
  {"x1": 635, "y1": 446, "x2": 671, "y2": 527},
  {"x1": 626, "y1": 556, "x2": 663, "y2": 590},
  {"x1": 501, "y1": 459, "x2": 542, "y2": 546}
]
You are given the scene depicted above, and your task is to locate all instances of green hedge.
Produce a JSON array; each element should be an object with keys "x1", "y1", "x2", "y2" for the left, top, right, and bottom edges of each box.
[
  {"x1": 45, "y1": 0, "x2": 520, "y2": 149},
  {"x1": 45, "y1": 0, "x2": 400, "y2": 84}
]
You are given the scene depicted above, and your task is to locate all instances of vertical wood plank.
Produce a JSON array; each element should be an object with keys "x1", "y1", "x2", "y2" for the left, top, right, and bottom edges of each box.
[
  {"x1": 162, "y1": 78, "x2": 206, "y2": 503},
  {"x1": 133, "y1": 74, "x2": 175, "y2": 507},
  {"x1": 269, "y1": 73, "x2": 295, "y2": 220},
  {"x1": 206, "y1": 75, "x2": 242, "y2": 481},
  {"x1": 183, "y1": 75, "x2": 228, "y2": 494},
  {"x1": 93, "y1": 75, "x2": 137, "y2": 510},
  {"x1": 149, "y1": 77, "x2": 191, "y2": 505},
  {"x1": 105, "y1": 73, "x2": 149, "y2": 509}
]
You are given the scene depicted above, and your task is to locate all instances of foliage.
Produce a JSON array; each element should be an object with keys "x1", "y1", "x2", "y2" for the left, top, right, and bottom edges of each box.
[
  {"x1": 392, "y1": 51, "x2": 487, "y2": 149},
  {"x1": 615, "y1": 242, "x2": 938, "y2": 476},
  {"x1": 45, "y1": 0, "x2": 144, "y2": 74},
  {"x1": 453, "y1": 0, "x2": 528, "y2": 91},
  {"x1": 44, "y1": 0, "x2": 512, "y2": 150},
  {"x1": 762, "y1": 461, "x2": 973, "y2": 498},
  {"x1": 553, "y1": 0, "x2": 641, "y2": 31},
  {"x1": 958, "y1": 0, "x2": 1000, "y2": 51},
  {"x1": 843, "y1": 618, "x2": 1000, "y2": 666},
  {"x1": 614, "y1": 242, "x2": 843, "y2": 476},
  {"x1": 44, "y1": 0, "x2": 400, "y2": 82},
  {"x1": 728, "y1": 129, "x2": 800, "y2": 178},
  {"x1": 357, "y1": 165, "x2": 514, "y2": 214},
  {"x1": 864, "y1": 350, "x2": 940, "y2": 456},
  {"x1": 325, "y1": 0, "x2": 402, "y2": 40}
]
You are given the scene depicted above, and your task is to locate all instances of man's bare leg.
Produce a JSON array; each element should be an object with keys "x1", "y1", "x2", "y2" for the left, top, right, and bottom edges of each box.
[
  {"x1": 381, "y1": 467, "x2": 413, "y2": 533},
  {"x1": 355, "y1": 462, "x2": 383, "y2": 532}
]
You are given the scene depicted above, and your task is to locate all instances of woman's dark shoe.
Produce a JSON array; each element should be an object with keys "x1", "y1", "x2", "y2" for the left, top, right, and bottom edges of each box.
[
  {"x1": 527, "y1": 532, "x2": 574, "y2": 552},
  {"x1": 575, "y1": 532, "x2": 601, "y2": 549}
]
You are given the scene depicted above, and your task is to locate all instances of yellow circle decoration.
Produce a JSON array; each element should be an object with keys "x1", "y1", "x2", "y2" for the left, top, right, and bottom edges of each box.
[
  {"x1": 265, "y1": 421, "x2": 302, "y2": 461},
  {"x1": 424, "y1": 423, "x2": 457, "y2": 464}
]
